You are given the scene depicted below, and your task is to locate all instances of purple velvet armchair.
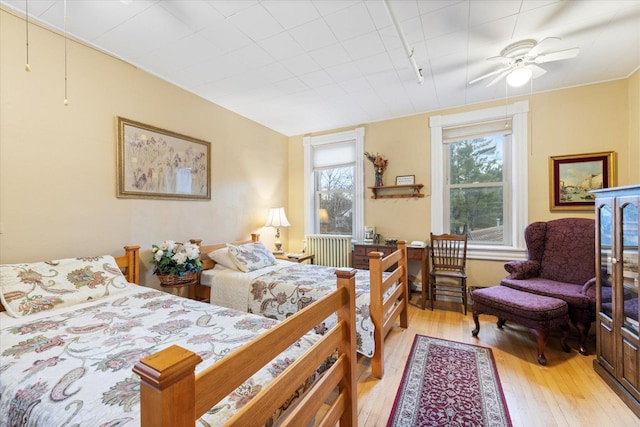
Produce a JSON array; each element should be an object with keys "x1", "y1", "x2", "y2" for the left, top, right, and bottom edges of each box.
[{"x1": 500, "y1": 218, "x2": 596, "y2": 355}]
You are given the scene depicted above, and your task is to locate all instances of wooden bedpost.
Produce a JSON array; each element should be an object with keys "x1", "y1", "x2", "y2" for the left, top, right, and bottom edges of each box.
[
  {"x1": 122, "y1": 245, "x2": 140, "y2": 284},
  {"x1": 133, "y1": 345, "x2": 202, "y2": 427},
  {"x1": 397, "y1": 240, "x2": 409, "y2": 329},
  {"x1": 335, "y1": 269, "x2": 358, "y2": 427},
  {"x1": 368, "y1": 251, "x2": 385, "y2": 378},
  {"x1": 251, "y1": 233, "x2": 260, "y2": 242}
]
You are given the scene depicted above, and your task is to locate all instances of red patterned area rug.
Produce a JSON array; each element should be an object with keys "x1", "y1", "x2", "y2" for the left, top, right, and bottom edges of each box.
[{"x1": 387, "y1": 335, "x2": 512, "y2": 427}]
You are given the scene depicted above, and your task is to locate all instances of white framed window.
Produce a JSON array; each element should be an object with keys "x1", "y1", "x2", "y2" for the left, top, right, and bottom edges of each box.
[
  {"x1": 303, "y1": 128, "x2": 364, "y2": 241},
  {"x1": 430, "y1": 101, "x2": 529, "y2": 260}
]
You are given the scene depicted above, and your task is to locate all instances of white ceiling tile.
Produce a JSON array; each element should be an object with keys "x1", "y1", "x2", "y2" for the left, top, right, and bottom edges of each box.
[
  {"x1": 316, "y1": 83, "x2": 348, "y2": 99},
  {"x1": 426, "y1": 31, "x2": 468, "y2": 59},
  {"x1": 339, "y1": 76, "x2": 373, "y2": 93},
  {"x1": 312, "y1": 0, "x2": 359, "y2": 16},
  {"x1": 258, "y1": 32, "x2": 305, "y2": 60},
  {"x1": 226, "y1": 3, "x2": 284, "y2": 41},
  {"x1": 205, "y1": 0, "x2": 258, "y2": 18},
  {"x1": 308, "y1": 44, "x2": 351, "y2": 68},
  {"x1": 158, "y1": 1, "x2": 223, "y2": 32},
  {"x1": 421, "y1": 1, "x2": 470, "y2": 40},
  {"x1": 262, "y1": 0, "x2": 320, "y2": 29},
  {"x1": 2, "y1": 0, "x2": 638, "y2": 135},
  {"x1": 288, "y1": 18, "x2": 338, "y2": 51},
  {"x1": 135, "y1": 33, "x2": 224, "y2": 74},
  {"x1": 226, "y1": 43, "x2": 275, "y2": 69},
  {"x1": 274, "y1": 77, "x2": 310, "y2": 95},
  {"x1": 198, "y1": 19, "x2": 253, "y2": 53},
  {"x1": 279, "y1": 53, "x2": 322, "y2": 76},
  {"x1": 299, "y1": 70, "x2": 334, "y2": 88},
  {"x1": 93, "y1": 5, "x2": 192, "y2": 60},
  {"x1": 324, "y1": 2, "x2": 375, "y2": 41},
  {"x1": 324, "y1": 62, "x2": 364, "y2": 82},
  {"x1": 342, "y1": 31, "x2": 386, "y2": 60},
  {"x1": 469, "y1": 0, "x2": 521, "y2": 27}
]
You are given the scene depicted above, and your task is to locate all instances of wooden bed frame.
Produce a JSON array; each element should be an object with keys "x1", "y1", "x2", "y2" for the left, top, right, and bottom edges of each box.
[
  {"x1": 189, "y1": 235, "x2": 409, "y2": 379},
  {"x1": 0, "y1": 245, "x2": 141, "y2": 312},
  {"x1": 1, "y1": 245, "x2": 357, "y2": 425},
  {"x1": 134, "y1": 269, "x2": 358, "y2": 426}
]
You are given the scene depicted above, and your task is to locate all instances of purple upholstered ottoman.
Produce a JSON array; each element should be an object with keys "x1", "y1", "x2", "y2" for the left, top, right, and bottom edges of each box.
[{"x1": 471, "y1": 286, "x2": 571, "y2": 365}]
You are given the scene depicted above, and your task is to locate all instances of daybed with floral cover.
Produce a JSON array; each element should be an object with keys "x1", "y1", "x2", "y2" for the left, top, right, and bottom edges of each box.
[
  {"x1": 191, "y1": 236, "x2": 409, "y2": 378},
  {"x1": 0, "y1": 246, "x2": 358, "y2": 426}
]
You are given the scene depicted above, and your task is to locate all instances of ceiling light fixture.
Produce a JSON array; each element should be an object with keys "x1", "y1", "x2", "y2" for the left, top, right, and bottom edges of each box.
[
  {"x1": 63, "y1": 0, "x2": 69, "y2": 106},
  {"x1": 506, "y1": 67, "x2": 532, "y2": 87},
  {"x1": 383, "y1": 0, "x2": 424, "y2": 85},
  {"x1": 25, "y1": 0, "x2": 30, "y2": 72}
]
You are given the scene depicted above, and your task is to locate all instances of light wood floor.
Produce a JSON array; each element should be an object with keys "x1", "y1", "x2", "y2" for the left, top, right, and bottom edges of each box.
[{"x1": 355, "y1": 298, "x2": 639, "y2": 427}]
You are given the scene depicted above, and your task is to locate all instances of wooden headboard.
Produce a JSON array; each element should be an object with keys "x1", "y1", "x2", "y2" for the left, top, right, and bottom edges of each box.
[
  {"x1": 190, "y1": 233, "x2": 260, "y2": 271},
  {"x1": 0, "y1": 245, "x2": 141, "y2": 312}
]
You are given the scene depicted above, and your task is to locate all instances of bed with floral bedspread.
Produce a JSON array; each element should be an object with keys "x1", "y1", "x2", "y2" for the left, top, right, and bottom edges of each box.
[
  {"x1": 202, "y1": 260, "x2": 387, "y2": 358},
  {"x1": 0, "y1": 256, "x2": 321, "y2": 427}
]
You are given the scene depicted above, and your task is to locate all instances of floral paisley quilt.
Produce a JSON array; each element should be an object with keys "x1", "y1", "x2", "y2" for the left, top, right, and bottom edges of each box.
[
  {"x1": 0, "y1": 285, "x2": 320, "y2": 427},
  {"x1": 202, "y1": 263, "x2": 385, "y2": 358}
]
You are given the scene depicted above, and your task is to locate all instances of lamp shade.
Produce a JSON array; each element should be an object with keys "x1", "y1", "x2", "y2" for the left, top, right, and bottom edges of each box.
[
  {"x1": 265, "y1": 207, "x2": 290, "y2": 228},
  {"x1": 506, "y1": 67, "x2": 532, "y2": 87},
  {"x1": 318, "y1": 208, "x2": 329, "y2": 224}
]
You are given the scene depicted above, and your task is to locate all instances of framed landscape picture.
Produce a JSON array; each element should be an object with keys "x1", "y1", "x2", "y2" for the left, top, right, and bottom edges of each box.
[
  {"x1": 116, "y1": 117, "x2": 211, "y2": 200},
  {"x1": 549, "y1": 151, "x2": 615, "y2": 211}
]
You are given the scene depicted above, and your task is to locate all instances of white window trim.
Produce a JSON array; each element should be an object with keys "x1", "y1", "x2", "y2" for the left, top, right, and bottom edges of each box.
[
  {"x1": 429, "y1": 101, "x2": 529, "y2": 261},
  {"x1": 303, "y1": 128, "x2": 364, "y2": 242}
]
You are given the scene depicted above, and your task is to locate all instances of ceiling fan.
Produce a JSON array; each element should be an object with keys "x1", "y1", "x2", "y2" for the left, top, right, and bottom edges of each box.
[{"x1": 469, "y1": 37, "x2": 580, "y2": 88}]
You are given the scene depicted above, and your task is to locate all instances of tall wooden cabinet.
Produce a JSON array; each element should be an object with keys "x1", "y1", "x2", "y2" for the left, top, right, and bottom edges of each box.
[{"x1": 593, "y1": 185, "x2": 640, "y2": 417}]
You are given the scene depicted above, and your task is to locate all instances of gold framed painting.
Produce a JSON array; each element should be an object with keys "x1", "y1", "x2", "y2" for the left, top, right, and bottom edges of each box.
[
  {"x1": 549, "y1": 151, "x2": 615, "y2": 211},
  {"x1": 116, "y1": 117, "x2": 211, "y2": 200}
]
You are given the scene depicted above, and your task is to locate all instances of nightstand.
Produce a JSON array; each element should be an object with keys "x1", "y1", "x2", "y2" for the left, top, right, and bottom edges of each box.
[{"x1": 275, "y1": 253, "x2": 315, "y2": 264}]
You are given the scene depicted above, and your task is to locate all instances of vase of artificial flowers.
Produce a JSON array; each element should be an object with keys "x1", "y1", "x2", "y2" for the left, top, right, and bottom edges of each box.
[
  {"x1": 365, "y1": 151, "x2": 388, "y2": 187},
  {"x1": 151, "y1": 240, "x2": 202, "y2": 286}
]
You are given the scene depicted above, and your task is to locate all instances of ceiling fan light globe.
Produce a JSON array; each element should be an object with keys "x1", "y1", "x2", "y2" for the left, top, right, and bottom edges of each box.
[{"x1": 506, "y1": 68, "x2": 532, "y2": 87}]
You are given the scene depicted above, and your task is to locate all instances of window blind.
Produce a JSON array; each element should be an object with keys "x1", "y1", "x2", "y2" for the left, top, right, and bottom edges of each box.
[
  {"x1": 443, "y1": 118, "x2": 512, "y2": 143},
  {"x1": 313, "y1": 141, "x2": 355, "y2": 168}
]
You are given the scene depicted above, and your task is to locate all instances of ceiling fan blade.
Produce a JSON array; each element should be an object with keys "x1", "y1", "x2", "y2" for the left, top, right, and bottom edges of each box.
[
  {"x1": 469, "y1": 66, "x2": 510, "y2": 85},
  {"x1": 534, "y1": 47, "x2": 580, "y2": 63},
  {"x1": 526, "y1": 37, "x2": 561, "y2": 57},
  {"x1": 486, "y1": 69, "x2": 511, "y2": 87},
  {"x1": 529, "y1": 64, "x2": 547, "y2": 79}
]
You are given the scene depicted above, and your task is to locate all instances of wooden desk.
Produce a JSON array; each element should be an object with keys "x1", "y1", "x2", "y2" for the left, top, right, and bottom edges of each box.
[
  {"x1": 407, "y1": 246, "x2": 429, "y2": 309},
  {"x1": 353, "y1": 243, "x2": 429, "y2": 309}
]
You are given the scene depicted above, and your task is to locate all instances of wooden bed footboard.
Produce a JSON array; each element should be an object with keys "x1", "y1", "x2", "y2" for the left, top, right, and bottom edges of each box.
[
  {"x1": 133, "y1": 269, "x2": 358, "y2": 426},
  {"x1": 368, "y1": 240, "x2": 409, "y2": 379}
]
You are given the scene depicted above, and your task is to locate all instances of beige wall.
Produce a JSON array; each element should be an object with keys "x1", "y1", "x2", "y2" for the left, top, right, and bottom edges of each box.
[
  {"x1": 629, "y1": 71, "x2": 640, "y2": 183},
  {"x1": 0, "y1": 10, "x2": 289, "y2": 288},
  {"x1": 288, "y1": 76, "x2": 638, "y2": 288}
]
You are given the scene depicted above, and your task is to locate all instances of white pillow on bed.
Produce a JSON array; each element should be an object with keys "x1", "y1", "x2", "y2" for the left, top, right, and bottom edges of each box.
[
  {"x1": 227, "y1": 241, "x2": 277, "y2": 272},
  {"x1": 0, "y1": 255, "x2": 130, "y2": 318},
  {"x1": 207, "y1": 247, "x2": 239, "y2": 270}
]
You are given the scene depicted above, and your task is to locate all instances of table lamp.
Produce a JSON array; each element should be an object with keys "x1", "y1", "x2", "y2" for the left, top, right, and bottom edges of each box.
[{"x1": 265, "y1": 207, "x2": 290, "y2": 254}]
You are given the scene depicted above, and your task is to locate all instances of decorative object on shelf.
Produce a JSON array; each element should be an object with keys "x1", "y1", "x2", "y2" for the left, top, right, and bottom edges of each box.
[
  {"x1": 117, "y1": 117, "x2": 211, "y2": 201},
  {"x1": 152, "y1": 240, "x2": 202, "y2": 286},
  {"x1": 368, "y1": 184, "x2": 425, "y2": 199},
  {"x1": 364, "y1": 225, "x2": 376, "y2": 243},
  {"x1": 365, "y1": 151, "x2": 388, "y2": 187},
  {"x1": 549, "y1": 151, "x2": 615, "y2": 211},
  {"x1": 265, "y1": 207, "x2": 291, "y2": 254},
  {"x1": 395, "y1": 175, "x2": 415, "y2": 185}
]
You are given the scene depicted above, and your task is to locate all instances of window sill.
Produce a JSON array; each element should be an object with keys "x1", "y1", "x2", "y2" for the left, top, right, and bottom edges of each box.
[{"x1": 466, "y1": 245, "x2": 527, "y2": 262}]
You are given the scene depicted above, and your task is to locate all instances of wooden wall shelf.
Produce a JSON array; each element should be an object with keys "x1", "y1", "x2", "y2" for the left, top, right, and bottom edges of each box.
[{"x1": 368, "y1": 184, "x2": 424, "y2": 199}]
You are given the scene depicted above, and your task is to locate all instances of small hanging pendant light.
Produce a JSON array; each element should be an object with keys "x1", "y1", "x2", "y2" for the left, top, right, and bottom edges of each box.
[
  {"x1": 63, "y1": 0, "x2": 68, "y2": 106},
  {"x1": 25, "y1": 0, "x2": 30, "y2": 72}
]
